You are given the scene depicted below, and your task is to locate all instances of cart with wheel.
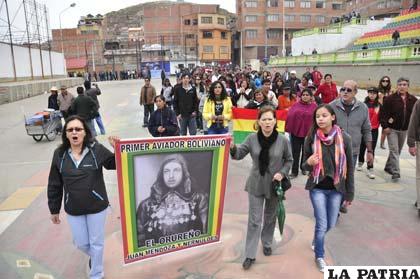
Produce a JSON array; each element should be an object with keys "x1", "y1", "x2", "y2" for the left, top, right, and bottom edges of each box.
[{"x1": 24, "y1": 111, "x2": 61, "y2": 142}]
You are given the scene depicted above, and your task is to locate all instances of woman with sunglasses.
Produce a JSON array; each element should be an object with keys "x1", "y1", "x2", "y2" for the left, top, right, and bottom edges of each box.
[
  {"x1": 48, "y1": 115, "x2": 119, "y2": 279},
  {"x1": 203, "y1": 81, "x2": 233, "y2": 134},
  {"x1": 378, "y1": 76, "x2": 392, "y2": 149}
]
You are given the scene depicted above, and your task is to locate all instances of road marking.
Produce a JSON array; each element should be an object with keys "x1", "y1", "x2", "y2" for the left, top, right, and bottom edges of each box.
[
  {"x1": 16, "y1": 259, "x2": 31, "y2": 268},
  {"x1": 34, "y1": 273, "x2": 54, "y2": 279},
  {"x1": 0, "y1": 187, "x2": 44, "y2": 211},
  {"x1": 0, "y1": 210, "x2": 23, "y2": 235}
]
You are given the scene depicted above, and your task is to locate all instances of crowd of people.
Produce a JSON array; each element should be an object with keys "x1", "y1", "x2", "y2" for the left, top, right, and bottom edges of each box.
[{"x1": 47, "y1": 64, "x2": 420, "y2": 277}]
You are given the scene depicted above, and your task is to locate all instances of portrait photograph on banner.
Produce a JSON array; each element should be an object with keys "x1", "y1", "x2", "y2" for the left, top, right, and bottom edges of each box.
[{"x1": 115, "y1": 135, "x2": 231, "y2": 264}]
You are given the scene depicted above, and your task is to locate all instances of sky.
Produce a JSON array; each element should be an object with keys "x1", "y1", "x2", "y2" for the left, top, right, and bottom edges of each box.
[{"x1": 43, "y1": 0, "x2": 236, "y2": 29}]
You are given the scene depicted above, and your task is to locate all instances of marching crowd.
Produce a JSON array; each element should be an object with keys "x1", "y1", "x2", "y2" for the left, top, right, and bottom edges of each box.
[{"x1": 46, "y1": 65, "x2": 420, "y2": 278}]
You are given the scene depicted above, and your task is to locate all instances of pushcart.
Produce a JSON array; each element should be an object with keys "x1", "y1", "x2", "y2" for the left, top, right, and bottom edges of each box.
[{"x1": 24, "y1": 111, "x2": 61, "y2": 142}]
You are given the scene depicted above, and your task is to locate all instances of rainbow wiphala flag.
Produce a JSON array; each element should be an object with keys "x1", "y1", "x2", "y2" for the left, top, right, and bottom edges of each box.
[{"x1": 232, "y1": 108, "x2": 288, "y2": 144}]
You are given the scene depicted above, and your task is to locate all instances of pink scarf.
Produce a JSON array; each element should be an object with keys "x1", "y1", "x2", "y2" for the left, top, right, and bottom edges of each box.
[{"x1": 312, "y1": 125, "x2": 347, "y2": 185}]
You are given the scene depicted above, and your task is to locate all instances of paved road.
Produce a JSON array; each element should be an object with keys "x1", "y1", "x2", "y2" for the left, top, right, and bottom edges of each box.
[{"x1": 0, "y1": 78, "x2": 419, "y2": 279}]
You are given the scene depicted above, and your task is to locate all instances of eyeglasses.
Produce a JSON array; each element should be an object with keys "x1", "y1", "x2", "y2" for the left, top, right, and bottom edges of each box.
[
  {"x1": 340, "y1": 87, "x2": 353, "y2": 93},
  {"x1": 66, "y1": 127, "x2": 84, "y2": 133},
  {"x1": 381, "y1": 79, "x2": 390, "y2": 82}
]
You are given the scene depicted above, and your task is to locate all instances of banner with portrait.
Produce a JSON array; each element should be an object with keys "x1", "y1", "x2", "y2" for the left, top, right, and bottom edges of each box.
[{"x1": 115, "y1": 135, "x2": 231, "y2": 264}]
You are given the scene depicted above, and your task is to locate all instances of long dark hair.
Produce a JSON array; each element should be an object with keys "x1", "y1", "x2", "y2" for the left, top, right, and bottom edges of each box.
[
  {"x1": 364, "y1": 90, "x2": 380, "y2": 107},
  {"x1": 208, "y1": 81, "x2": 228, "y2": 101},
  {"x1": 378, "y1": 75, "x2": 391, "y2": 94},
  {"x1": 307, "y1": 104, "x2": 337, "y2": 137},
  {"x1": 59, "y1": 115, "x2": 93, "y2": 155}
]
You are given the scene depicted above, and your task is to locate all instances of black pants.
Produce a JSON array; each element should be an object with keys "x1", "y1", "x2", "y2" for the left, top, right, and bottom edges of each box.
[
  {"x1": 358, "y1": 128, "x2": 379, "y2": 169},
  {"x1": 291, "y1": 134, "x2": 305, "y2": 175},
  {"x1": 143, "y1": 104, "x2": 154, "y2": 125}
]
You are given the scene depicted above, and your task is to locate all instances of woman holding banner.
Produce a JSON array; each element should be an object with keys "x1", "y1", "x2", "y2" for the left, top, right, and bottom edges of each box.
[
  {"x1": 203, "y1": 81, "x2": 233, "y2": 134},
  {"x1": 230, "y1": 105, "x2": 293, "y2": 270},
  {"x1": 302, "y1": 104, "x2": 354, "y2": 273},
  {"x1": 47, "y1": 115, "x2": 118, "y2": 279}
]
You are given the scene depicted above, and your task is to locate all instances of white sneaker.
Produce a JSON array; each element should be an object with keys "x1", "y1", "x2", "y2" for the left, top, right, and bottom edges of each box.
[
  {"x1": 315, "y1": 258, "x2": 326, "y2": 273},
  {"x1": 367, "y1": 169, "x2": 375, "y2": 179},
  {"x1": 311, "y1": 240, "x2": 315, "y2": 251},
  {"x1": 356, "y1": 162, "x2": 363, "y2": 171}
]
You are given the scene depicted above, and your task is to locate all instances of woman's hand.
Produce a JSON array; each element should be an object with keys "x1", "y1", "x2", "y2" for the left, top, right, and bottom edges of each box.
[
  {"x1": 307, "y1": 153, "x2": 319, "y2": 166},
  {"x1": 51, "y1": 214, "x2": 61, "y2": 224},
  {"x1": 273, "y1": 172, "x2": 283, "y2": 182},
  {"x1": 343, "y1": 200, "x2": 352, "y2": 207},
  {"x1": 108, "y1": 136, "x2": 120, "y2": 149}
]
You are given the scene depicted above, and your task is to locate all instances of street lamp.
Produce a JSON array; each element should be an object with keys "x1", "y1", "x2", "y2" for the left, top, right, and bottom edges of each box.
[
  {"x1": 59, "y1": 2, "x2": 76, "y2": 71},
  {"x1": 282, "y1": 0, "x2": 286, "y2": 57}
]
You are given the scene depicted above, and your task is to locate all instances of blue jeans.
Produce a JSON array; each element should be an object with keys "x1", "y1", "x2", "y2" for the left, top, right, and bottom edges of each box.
[
  {"x1": 67, "y1": 208, "x2": 108, "y2": 279},
  {"x1": 180, "y1": 115, "x2": 197, "y2": 136},
  {"x1": 310, "y1": 188, "x2": 343, "y2": 259},
  {"x1": 143, "y1": 104, "x2": 154, "y2": 125},
  {"x1": 95, "y1": 113, "x2": 106, "y2": 135},
  {"x1": 207, "y1": 124, "x2": 228, "y2": 134}
]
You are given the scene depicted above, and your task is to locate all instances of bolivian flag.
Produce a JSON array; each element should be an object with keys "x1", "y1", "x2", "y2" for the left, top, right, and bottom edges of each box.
[{"x1": 232, "y1": 108, "x2": 288, "y2": 144}]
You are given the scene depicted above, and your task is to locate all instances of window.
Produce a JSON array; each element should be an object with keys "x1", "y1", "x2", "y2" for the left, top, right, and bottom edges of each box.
[
  {"x1": 267, "y1": 29, "x2": 281, "y2": 39},
  {"x1": 190, "y1": 47, "x2": 196, "y2": 51},
  {"x1": 284, "y1": 15, "x2": 295, "y2": 22},
  {"x1": 300, "y1": 1, "x2": 311, "y2": 8},
  {"x1": 201, "y1": 17, "x2": 212, "y2": 24},
  {"x1": 266, "y1": 0, "x2": 279, "y2": 7},
  {"x1": 267, "y1": 14, "x2": 280, "y2": 21},
  {"x1": 221, "y1": 31, "x2": 227, "y2": 39},
  {"x1": 316, "y1": 15, "x2": 325, "y2": 23},
  {"x1": 218, "y1": 17, "x2": 225, "y2": 25},
  {"x1": 186, "y1": 34, "x2": 195, "y2": 39},
  {"x1": 300, "y1": 15, "x2": 311, "y2": 23},
  {"x1": 285, "y1": 0, "x2": 295, "y2": 7},
  {"x1": 316, "y1": 0, "x2": 325, "y2": 8},
  {"x1": 184, "y1": 19, "x2": 191, "y2": 25},
  {"x1": 203, "y1": 31, "x2": 213, "y2": 38},
  {"x1": 220, "y1": 46, "x2": 229, "y2": 53},
  {"x1": 332, "y1": 3, "x2": 343, "y2": 9},
  {"x1": 245, "y1": 0, "x2": 257, "y2": 8},
  {"x1": 192, "y1": 19, "x2": 198, "y2": 25},
  {"x1": 246, "y1": 30, "x2": 257, "y2": 39},
  {"x1": 245, "y1": 15, "x2": 258, "y2": 22},
  {"x1": 203, "y1": 45, "x2": 213, "y2": 53}
]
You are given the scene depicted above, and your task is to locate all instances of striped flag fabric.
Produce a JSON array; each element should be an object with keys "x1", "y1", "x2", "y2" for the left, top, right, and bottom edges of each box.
[{"x1": 232, "y1": 108, "x2": 288, "y2": 144}]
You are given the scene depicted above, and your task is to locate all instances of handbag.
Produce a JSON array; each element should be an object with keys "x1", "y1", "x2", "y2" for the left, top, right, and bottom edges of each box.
[{"x1": 272, "y1": 176, "x2": 292, "y2": 195}]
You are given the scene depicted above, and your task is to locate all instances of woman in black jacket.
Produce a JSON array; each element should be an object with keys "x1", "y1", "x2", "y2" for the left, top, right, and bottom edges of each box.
[
  {"x1": 148, "y1": 95, "x2": 179, "y2": 137},
  {"x1": 47, "y1": 115, "x2": 118, "y2": 279}
]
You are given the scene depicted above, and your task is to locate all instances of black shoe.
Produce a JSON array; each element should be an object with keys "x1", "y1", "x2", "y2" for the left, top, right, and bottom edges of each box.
[
  {"x1": 88, "y1": 258, "x2": 91, "y2": 269},
  {"x1": 242, "y1": 258, "x2": 255, "y2": 270},
  {"x1": 142, "y1": 124, "x2": 148, "y2": 128},
  {"x1": 263, "y1": 246, "x2": 272, "y2": 256},
  {"x1": 301, "y1": 170, "x2": 309, "y2": 176},
  {"x1": 339, "y1": 205, "x2": 348, "y2": 214},
  {"x1": 414, "y1": 201, "x2": 418, "y2": 208},
  {"x1": 391, "y1": 173, "x2": 400, "y2": 180},
  {"x1": 418, "y1": 209, "x2": 420, "y2": 218},
  {"x1": 384, "y1": 168, "x2": 393, "y2": 175}
]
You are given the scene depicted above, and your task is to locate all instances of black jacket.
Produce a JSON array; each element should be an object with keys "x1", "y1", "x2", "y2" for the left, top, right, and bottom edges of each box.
[
  {"x1": 70, "y1": 94, "x2": 98, "y2": 120},
  {"x1": 85, "y1": 87, "x2": 101, "y2": 109},
  {"x1": 380, "y1": 92, "x2": 417, "y2": 131},
  {"x1": 173, "y1": 85, "x2": 198, "y2": 117},
  {"x1": 47, "y1": 142, "x2": 115, "y2": 216},
  {"x1": 148, "y1": 107, "x2": 179, "y2": 137},
  {"x1": 48, "y1": 94, "x2": 59, "y2": 110}
]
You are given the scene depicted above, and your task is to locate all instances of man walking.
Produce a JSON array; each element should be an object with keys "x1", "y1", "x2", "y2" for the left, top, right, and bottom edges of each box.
[
  {"x1": 173, "y1": 73, "x2": 198, "y2": 136},
  {"x1": 140, "y1": 78, "x2": 156, "y2": 128},
  {"x1": 70, "y1": 86, "x2": 98, "y2": 137},
  {"x1": 407, "y1": 98, "x2": 420, "y2": 217},
  {"x1": 381, "y1": 77, "x2": 417, "y2": 179},
  {"x1": 330, "y1": 80, "x2": 373, "y2": 213},
  {"x1": 57, "y1": 85, "x2": 75, "y2": 119},
  {"x1": 84, "y1": 80, "x2": 106, "y2": 135}
]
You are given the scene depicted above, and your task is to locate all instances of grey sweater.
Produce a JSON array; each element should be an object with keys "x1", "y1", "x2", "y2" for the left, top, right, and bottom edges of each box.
[
  {"x1": 231, "y1": 133, "x2": 293, "y2": 199},
  {"x1": 302, "y1": 131, "x2": 355, "y2": 202},
  {"x1": 330, "y1": 98, "x2": 372, "y2": 155},
  {"x1": 407, "y1": 99, "x2": 420, "y2": 147}
]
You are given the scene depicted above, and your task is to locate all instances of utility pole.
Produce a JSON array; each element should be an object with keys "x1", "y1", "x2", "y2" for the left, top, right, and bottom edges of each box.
[
  {"x1": 282, "y1": 0, "x2": 286, "y2": 57},
  {"x1": 135, "y1": 39, "x2": 139, "y2": 75},
  {"x1": 92, "y1": 40, "x2": 96, "y2": 72},
  {"x1": 34, "y1": 0, "x2": 45, "y2": 78},
  {"x1": 5, "y1": 0, "x2": 17, "y2": 81},
  {"x1": 184, "y1": 34, "x2": 187, "y2": 68},
  {"x1": 23, "y1": 0, "x2": 34, "y2": 79},
  {"x1": 160, "y1": 35, "x2": 164, "y2": 70},
  {"x1": 44, "y1": 5, "x2": 53, "y2": 78}
]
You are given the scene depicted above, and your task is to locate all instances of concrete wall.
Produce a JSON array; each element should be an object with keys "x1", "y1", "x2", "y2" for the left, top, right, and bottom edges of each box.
[
  {"x1": 0, "y1": 42, "x2": 66, "y2": 81},
  {"x1": 267, "y1": 63, "x2": 420, "y2": 94},
  {"x1": 0, "y1": 78, "x2": 83, "y2": 105}
]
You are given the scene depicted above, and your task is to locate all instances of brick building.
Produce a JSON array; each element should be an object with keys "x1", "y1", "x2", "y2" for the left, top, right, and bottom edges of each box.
[{"x1": 343, "y1": 0, "x2": 411, "y2": 18}]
